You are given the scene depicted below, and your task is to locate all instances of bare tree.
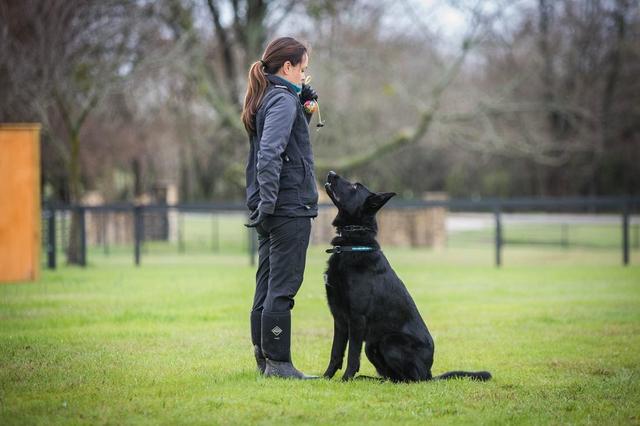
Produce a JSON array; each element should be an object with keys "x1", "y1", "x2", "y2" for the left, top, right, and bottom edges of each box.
[
  {"x1": 1, "y1": 0, "x2": 154, "y2": 263},
  {"x1": 3, "y1": 0, "x2": 637, "y2": 210}
]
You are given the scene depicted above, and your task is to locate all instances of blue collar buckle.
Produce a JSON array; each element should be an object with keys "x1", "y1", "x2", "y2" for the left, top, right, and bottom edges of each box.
[{"x1": 326, "y1": 245, "x2": 377, "y2": 254}]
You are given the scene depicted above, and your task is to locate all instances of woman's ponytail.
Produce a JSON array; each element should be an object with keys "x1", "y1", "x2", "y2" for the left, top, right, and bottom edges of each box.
[{"x1": 241, "y1": 61, "x2": 269, "y2": 135}]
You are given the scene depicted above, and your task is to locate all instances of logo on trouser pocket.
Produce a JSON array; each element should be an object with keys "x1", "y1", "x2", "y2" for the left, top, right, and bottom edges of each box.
[{"x1": 271, "y1": 326, "x2": 283, "y2": 337}]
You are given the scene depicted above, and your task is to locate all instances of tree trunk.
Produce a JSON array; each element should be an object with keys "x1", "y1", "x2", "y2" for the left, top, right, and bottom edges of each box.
[
  {"x1": 132, "y1": 158, "x2": 142, "y2": 198},
  {"x1": 591, "y1": 0, "x2": 628, "y2": 196}
]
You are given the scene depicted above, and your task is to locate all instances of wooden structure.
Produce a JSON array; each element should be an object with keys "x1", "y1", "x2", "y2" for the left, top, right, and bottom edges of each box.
[{"x1": 0, "y1": 124, "x2": 41, "y2": 282}]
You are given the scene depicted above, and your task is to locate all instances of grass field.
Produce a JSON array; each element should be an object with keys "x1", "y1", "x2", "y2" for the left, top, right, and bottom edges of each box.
[{"x1": 4, "y1": 241, "x2": 640, "y2": 424}]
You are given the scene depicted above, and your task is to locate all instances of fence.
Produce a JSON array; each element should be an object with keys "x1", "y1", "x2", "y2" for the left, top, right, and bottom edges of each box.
[{"x1": 42, "y1": 196, "x2": 640, "y2": 269}]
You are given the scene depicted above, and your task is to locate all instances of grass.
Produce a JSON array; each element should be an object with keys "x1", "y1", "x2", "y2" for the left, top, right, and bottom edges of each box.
[{"x1": 4, "y1": 245, "x2": 640, "y2": 424}]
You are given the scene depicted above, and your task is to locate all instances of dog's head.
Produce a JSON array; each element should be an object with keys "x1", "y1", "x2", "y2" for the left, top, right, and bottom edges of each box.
[{"x1": 324, "y1": 171, "x2": 396, "y2": 230}]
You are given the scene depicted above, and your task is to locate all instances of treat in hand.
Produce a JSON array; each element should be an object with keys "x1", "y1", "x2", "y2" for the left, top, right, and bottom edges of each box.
[{"x1": 303, "y1": 100, "x2": 318, "y2": 114}]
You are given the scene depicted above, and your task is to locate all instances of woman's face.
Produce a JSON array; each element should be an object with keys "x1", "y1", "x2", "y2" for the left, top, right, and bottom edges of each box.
[{"x1": 278, "y1": 53, "x2": 308, "y2": 87}]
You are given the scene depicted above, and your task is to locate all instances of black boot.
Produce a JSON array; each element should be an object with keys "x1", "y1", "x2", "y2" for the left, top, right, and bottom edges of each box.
[
  {"x1": 261, "y1": 311, "x2": 319, "y2": 380},
  {"x1": 250, "y1": 310, "x2": 266, "y2": 374}
]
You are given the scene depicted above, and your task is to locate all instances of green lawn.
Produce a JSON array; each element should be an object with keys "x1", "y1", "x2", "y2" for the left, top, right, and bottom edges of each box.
[{"x1": 3, "y1": 247, "x2": 640, "y2": 424}]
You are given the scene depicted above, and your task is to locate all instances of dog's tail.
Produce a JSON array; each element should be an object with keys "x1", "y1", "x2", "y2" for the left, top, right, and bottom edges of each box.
[{"x1": 433, "y1": 370, "x2": 492, "y2": 381}]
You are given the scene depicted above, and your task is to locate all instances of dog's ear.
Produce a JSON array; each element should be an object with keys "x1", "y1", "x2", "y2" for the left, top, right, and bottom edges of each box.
[{"x1": 365, "y1": 192, "x2": 396, "y2": 212}]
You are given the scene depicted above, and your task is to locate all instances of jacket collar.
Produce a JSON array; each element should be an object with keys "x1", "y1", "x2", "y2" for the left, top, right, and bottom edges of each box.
[{"x1": 266, "y1": 74, "x2": 300, "y2": 96}]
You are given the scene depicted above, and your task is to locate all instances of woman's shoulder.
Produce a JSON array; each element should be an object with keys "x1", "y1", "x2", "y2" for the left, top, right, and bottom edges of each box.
[{"x1": 261, "y1": 87, "x2": 298, "y2": 113}]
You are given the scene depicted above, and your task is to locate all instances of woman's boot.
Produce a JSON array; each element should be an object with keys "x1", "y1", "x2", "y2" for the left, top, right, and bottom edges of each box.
[{"x1": 261, "y1": 311, "x2": 318, "y2": 379}]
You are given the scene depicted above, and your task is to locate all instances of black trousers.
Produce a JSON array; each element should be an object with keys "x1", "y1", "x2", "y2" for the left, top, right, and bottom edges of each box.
[{"x1": 251, "y1": 216, "x2": 311, "y2": 314}]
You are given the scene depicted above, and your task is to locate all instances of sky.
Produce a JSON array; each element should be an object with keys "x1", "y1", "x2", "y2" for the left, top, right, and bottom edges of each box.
[
  {"x1": 203, "y1": 0, "x2": 472, "y2": 47},
  {"x1": 382, "y1": 0, "x2": 470, "y2": 47},
  {"x1": 197, "y1": 0, "x2": 527, "y2": 58}
]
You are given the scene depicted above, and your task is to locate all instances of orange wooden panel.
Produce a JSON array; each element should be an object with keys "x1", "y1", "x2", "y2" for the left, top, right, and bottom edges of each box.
[{"x1": 0, "y1": 124, "x2": 41, "y2": 283}]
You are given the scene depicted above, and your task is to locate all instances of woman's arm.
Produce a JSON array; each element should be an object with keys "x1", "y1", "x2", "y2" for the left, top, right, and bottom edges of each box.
[{"x1": 256, "y1": 92, "x2": 298, "y2": 215}]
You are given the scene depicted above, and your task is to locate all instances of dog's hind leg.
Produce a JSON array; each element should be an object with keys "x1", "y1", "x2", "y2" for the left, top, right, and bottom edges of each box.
[
  {"x1": 365, "y1": 341, "x2": 394, "y2": 378},
  {"x1": 378, "y1": 334, "x2": 432, "y2": 382},
  {"x1": 354, "y1": 375, "x2": 384, "y2": 381}
]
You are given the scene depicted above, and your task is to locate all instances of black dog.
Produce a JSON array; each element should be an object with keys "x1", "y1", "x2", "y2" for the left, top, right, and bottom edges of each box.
[{"x1": 323, "y1": 171, "x2": 491, "y2": 382}]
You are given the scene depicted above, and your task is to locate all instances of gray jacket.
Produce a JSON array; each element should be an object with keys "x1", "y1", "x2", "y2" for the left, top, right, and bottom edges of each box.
[{"x1": 245, "y1": 75, "x2": 319, "y2": 217}]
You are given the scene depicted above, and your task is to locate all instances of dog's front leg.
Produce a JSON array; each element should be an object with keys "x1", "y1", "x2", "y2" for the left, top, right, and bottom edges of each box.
[
  {"x1": 342, "y1": 316, "x2": 366, "y2": 381},
  {"x1": 323, "y1": 320, "x2": 348, "y2": 378}
]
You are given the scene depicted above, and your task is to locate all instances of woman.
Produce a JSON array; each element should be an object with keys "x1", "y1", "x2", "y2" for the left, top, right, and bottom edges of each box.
[{"x1": 241, "y1": 37, "x2": 319, "y2": 379}]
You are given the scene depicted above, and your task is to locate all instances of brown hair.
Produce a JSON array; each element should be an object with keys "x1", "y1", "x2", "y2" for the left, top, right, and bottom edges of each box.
[{"x1": 241, "y1": 37, "x2": 308, "y2": 135}]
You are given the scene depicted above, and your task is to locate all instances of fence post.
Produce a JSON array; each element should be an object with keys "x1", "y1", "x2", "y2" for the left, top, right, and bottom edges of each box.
[
  {"x1": 79, "y1": 207, "x2": 86, "y2": 267},
  {"x1": 494, "y1": 205, "x2": 502, "y2": 267},
  {"x1": 178, "y1": 211, "x2": 185, "y2": 253},
  {"x1": 622, "y1": 200, "x2": 629, "y2": 266},
  {"x1": 134, "y1": 205, "x2": 142, "y2": 266},
  {"x1": 102, "y1": 211, "x2": 109, "y2": 255},
  {"x1": 212, "y1": 215, "x2": 219, "y2": 252},
  {"x1": 561, "y1": 223, "x2": 569, "y2": 248},
  {"x1": 61, "y1": 210, "x2": 68, "y2": 253},
  {"x1": 46, "y1": 207, "x2": 56, "y2": 269}
]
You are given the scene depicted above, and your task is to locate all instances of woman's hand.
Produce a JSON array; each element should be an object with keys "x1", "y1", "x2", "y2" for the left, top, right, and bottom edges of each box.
[
  {"x1": 301, "y1": 84, "x2": 319, "y2": 120},
  {"x1": 300, "y1": 84, "x2": 318, "y2": 104},
  {"x1": 244, "y1": 209, "x2": 268, "y2": 228}
]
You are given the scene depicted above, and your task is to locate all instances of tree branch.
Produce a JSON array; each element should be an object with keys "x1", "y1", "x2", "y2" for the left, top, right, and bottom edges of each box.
[
  {"x1": 206, "y1": 0, "x2": 240, "y2": 108},
  {"x1": 315, "y1": 34, "x2": 474, "y2": 174}
]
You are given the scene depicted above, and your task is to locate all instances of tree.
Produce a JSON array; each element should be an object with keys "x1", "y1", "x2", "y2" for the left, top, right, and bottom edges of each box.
[{"x1": 1, "y1": 0, "x2": 154, "y2": 263}]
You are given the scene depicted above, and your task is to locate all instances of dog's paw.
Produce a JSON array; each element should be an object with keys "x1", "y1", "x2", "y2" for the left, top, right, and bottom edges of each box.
[
  {"x1": 323, "y1": 367, "x2": 338, "y2": 379},
  {"x1": 354, "y1": 375, "x2": 384, "y2": 381},
  {"x1": 341, "y1": 371, "x2": 357, "y2": 381}
]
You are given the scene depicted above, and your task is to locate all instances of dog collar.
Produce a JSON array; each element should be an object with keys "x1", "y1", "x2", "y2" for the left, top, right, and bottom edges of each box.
[
  {"x1": 337, "y1": 225, "x2": 373, "y2": 234},
  {"x1": 326, "y1": 245, "x2": 378, "y2": 254}
]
